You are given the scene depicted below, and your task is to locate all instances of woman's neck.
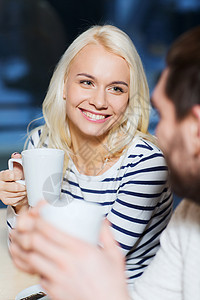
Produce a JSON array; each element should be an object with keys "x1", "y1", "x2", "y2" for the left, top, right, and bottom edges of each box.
[{"x1": 71, "y1": 133, "x2": 112, "y2": 175}]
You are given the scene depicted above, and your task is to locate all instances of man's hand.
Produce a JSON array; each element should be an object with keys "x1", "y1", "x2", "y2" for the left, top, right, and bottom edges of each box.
[{"x1": 10, "y1": 203, "x2": 130, "y2": 300}]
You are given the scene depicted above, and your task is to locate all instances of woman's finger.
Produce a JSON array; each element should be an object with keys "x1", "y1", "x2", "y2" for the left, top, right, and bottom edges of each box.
[
  {"x1": 11, "y1": 152, "x2": 24, "y2": 178},
  {"x1": 0, "y1": 169, "x2": 22, "y2": 182},
  {"x1": 11, "y1": 152, "x2": 22, "y2": 159},
  {"x1": 3, "y1": 196, "x2": 27, "y2": 206}
]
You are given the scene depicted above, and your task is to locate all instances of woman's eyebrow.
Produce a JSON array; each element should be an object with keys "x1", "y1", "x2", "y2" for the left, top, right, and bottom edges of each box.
[
  {"x1": 77, "y1": 73, "x2": 95, "y2": 80},
  {"x1": 110, "y1": 81, "x2": 129, "y2": 87},
  {"x1": 77, "y1": 73, "x2": 128, "y2": 87}
]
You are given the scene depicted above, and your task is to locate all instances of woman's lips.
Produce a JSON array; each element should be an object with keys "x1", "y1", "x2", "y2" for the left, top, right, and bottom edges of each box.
[{"x1": 80, "y1": 109, "x2": 110, "y2": 123}]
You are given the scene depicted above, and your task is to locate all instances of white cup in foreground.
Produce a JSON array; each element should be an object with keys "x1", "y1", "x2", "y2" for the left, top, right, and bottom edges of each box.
[
  {"x1": 40, "y1": 200, "x2": 104, "y2": 245},
  {"x1": 8, "y1": 148, "x2": 64, "y2": 207}
]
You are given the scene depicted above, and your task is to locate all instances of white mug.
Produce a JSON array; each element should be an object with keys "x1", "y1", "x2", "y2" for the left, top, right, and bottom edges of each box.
[
  {"x1": 8, "y1": 148, "x2": 64, "y2": 207},
  {"x1": 40, "y1": 200, "x2": 104, "y2": 245}
]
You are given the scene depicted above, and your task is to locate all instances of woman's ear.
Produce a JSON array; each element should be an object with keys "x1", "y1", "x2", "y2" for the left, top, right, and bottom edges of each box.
[{"x1": 63, "y1": 81, "x2": 67, "y2": 100}]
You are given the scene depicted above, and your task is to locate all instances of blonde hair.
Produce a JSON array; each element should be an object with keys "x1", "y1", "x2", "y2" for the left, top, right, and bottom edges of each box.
[{"x1": 27, "y1": 25, "x2": 155, "y2": 167}]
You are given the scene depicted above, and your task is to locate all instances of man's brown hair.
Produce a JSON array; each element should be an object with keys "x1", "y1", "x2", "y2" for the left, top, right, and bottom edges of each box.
[{"x1": 165, "y1": 26, "x2": 200, "y2": 119}]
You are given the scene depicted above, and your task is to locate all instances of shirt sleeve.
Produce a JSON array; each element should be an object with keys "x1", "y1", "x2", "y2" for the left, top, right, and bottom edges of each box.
[
  {"x1": 6, "y1": 130, "x2": 40, "y2": 234},
  {"x1": 27, "y1": 129, "x2": 42, "y2": 149},
  {"x1": 106, "y1": 140, "x2": 173, "y2": 282}
]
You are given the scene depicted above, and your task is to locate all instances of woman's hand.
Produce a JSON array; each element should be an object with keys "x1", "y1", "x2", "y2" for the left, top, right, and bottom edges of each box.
[
  {"x1": 10, "y1": 204, "x2": 130, "y2": 300},
  {"x1": 0, "y1": 152, "x2": 28, "y2": 214}
]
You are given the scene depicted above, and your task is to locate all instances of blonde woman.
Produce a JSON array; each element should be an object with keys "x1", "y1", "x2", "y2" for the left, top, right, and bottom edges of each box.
[{"x1": 0, "y1": 25, "x2": 172, "y2": 288}]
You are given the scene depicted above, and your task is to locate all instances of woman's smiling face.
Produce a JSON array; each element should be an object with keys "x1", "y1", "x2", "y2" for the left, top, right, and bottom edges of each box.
[{"x1": 63, "y1": 43, "x2": 130, "y2": 141}]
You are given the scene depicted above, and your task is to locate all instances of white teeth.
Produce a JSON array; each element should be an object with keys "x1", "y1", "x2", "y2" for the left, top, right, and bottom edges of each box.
[{"x1": 83, "y1": 111, "x2": 106, "y2": 120}]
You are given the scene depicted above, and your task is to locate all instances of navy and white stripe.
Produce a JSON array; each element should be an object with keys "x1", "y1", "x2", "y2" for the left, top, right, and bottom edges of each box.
[{"x1": 9, "y1": 131, "x2": 173, "y2": 287}]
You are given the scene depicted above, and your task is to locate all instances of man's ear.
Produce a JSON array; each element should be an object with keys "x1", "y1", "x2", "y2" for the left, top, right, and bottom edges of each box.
[
  {"x1": 191, "y1": 105, "x2": 200, "y2": 137},
  {"x1": 191, "y1": 105, "x2": 200, "y2": 156}
]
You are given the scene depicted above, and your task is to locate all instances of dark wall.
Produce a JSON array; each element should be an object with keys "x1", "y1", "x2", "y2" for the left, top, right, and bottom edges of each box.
[{"x1": 47, "y1": 0, "x2": 107, "y2": 46}]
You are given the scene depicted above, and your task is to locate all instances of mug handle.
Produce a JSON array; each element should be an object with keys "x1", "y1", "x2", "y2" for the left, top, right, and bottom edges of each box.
[{"x1": 8, "y1": 158, "x2": 25, "y2": 185}]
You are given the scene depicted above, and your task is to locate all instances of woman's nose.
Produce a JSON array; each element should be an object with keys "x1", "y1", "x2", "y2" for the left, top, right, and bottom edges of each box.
[{"x1": 89, "y1": 88, "x2": 108, "y2": 109}]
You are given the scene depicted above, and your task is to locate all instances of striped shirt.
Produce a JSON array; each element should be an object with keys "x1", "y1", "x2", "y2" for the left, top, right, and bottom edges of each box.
[{"x1": 7, "y1": 130, "x2": 173, "y2": 288}]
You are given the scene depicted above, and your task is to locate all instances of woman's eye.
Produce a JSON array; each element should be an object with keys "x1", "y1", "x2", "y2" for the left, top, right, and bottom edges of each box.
[
  {"x1": 111, "y1": 86, "x2": 124, "y2": 93},
  {"x1": 80, "y1": 80, "x2": 93, "y2": 86}
]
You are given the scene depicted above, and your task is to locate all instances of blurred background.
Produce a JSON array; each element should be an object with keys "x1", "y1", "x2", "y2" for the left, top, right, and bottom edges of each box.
[{"x1": 0, "y1": 0, "x2": 200, "y2": 208}]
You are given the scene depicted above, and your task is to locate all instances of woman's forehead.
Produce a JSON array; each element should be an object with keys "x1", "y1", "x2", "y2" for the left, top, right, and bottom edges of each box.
[{"x1": 68, "y1": 44, "x2": 130, "y2": 80}]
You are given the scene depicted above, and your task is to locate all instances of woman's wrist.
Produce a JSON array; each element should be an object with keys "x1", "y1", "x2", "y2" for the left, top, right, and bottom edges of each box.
[{"x1": 12, "y1": 199, "x2": 29, "y2": 215}]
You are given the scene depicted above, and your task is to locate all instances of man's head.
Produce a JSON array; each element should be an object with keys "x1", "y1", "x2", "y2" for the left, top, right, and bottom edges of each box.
[{"x1": 152, "y1": 26, "x2": 200, "y2": 203}]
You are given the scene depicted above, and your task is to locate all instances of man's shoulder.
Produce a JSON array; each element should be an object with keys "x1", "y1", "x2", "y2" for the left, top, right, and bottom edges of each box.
[
  {"x1": 173, "y1": 199, "x2": 200, "y2": 223},
  {"x1": 167, "y1": 199, "x2": 200, "y2": 240}
]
